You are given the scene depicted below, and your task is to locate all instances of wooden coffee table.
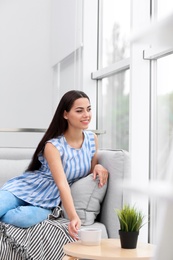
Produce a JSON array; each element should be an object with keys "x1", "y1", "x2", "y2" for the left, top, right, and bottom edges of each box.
[{"x1": 63, "y1": 239, "x2": 155, "y2": 260}]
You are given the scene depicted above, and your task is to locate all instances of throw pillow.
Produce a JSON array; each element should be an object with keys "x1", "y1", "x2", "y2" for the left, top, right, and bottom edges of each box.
[{"x1": 62, "y1": 173, "x2": 107, "y2": 225}]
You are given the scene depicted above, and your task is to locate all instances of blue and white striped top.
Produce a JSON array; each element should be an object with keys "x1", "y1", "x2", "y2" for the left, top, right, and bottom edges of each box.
[{"x1": 1, "y1": 131, "x2": 96, "y2": 209}]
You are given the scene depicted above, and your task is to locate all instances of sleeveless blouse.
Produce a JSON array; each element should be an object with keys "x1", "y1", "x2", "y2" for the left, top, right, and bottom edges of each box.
[{"x1": 1, "y1": 131, "x2": 96, "y2": 209}]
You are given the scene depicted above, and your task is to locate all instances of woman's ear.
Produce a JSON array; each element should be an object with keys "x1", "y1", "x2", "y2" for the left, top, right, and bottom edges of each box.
[{"x1": 63, "y1": 111, "x2": 68, "y2": 120}]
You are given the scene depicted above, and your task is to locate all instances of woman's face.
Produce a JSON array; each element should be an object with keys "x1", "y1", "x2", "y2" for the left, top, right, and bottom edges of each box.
[{"x1": 64, "y1": 97, "x2": 92, "y2": 130}]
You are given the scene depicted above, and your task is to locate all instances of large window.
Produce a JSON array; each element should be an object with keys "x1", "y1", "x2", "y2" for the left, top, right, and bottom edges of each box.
[
  {"x1": 95, "y1": 0, "x2": 131, "y2": 150},
  {"x1": 148, "y1": 1, "x2": 173, "y2": 244},
  {"x1": 149, "y1": 54, "x2": 173, "y2": 242},
  {"x1": 98, "y1": 71, "x2": 129, "y2": 150},
  {"x1": 157, "y1": 55, "x2": 173, "y2": 167},
  {"x1": 100, "y1": 0, "x2": 130, "y2": 68}
]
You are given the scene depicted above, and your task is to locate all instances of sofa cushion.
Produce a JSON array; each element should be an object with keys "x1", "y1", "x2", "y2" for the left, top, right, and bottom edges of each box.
[{"x1": 62, "y1": 173, "x2": 107, "y2": 225}]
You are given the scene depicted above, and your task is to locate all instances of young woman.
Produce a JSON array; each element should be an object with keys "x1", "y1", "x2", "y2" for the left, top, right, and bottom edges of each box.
[{"x1": 0, "y1": 90, "x2": 108, "y2": 239}]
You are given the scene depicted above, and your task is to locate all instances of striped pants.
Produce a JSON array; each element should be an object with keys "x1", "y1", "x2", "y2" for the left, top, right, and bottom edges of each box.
[{"x1": 0, "y1": 218, "x2": 75, "y2": 260}]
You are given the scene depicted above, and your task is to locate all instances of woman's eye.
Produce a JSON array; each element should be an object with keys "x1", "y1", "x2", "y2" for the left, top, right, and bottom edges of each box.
[{"x1": 76, "y1": 108, "x2": 91, "y2": 113}]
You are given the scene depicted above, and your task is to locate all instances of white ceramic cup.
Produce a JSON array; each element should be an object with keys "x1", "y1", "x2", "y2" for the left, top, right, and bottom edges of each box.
[{"x1": 78, "y1": 228, "x2": 102, "y2": 246}]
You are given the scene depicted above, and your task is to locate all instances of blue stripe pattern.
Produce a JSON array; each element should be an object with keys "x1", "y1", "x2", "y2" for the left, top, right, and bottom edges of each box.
[{"x1": 1, "y1": 131, "x2": 96, "y2": 209}]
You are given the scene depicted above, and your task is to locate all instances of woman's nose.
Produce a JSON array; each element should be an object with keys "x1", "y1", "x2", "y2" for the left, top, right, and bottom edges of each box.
[{"x1": 83, "y1": 110, "x2": 90, "y2": 117}]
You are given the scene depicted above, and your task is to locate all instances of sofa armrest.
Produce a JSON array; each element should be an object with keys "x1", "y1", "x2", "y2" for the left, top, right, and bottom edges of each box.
[{"x1": 97, "y1": 149, "x2": 130, "y2": 238}]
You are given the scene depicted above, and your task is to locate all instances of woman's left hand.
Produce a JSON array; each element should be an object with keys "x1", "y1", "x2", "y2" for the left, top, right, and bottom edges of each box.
[{"x1": 93, "y1": 164, "x2": 108, "y2": 188}]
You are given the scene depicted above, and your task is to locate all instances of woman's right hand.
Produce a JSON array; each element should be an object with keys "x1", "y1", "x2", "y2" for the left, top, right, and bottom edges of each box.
[{"x1": 68, "y1": 216, "x2": 81, "y2": 239}]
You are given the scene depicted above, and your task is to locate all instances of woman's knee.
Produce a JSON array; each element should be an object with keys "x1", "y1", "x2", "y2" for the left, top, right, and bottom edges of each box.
[
  {"x1": 1, "y1": 205, "x2": 52, "y2": 228},
  {"x1": 0, "y1": 190, "x2": 24, "y2": 217}
]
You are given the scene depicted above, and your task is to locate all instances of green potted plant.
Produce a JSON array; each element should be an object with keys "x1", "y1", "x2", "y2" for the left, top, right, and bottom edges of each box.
[{"x1": 116, "y1": 204, "x2": 145, "y2": 249}]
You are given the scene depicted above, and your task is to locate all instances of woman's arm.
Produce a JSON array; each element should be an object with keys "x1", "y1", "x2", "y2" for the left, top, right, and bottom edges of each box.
[
  {"x1": 90, "y1": 134, "x2": 109, "y2": 188},
  {"x1": 44, "y1": 142, "x2": 81, "y2": 239}
]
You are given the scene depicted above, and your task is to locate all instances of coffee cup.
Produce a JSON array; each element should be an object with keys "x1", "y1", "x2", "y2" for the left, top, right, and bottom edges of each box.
[{"x1": 78, "y1": 228, "x2": 102, "y2": 246}]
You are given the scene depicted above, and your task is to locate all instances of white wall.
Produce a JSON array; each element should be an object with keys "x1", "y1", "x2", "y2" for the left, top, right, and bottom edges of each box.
[
  {"x1": 51, "y1": 0, "x2": 83, "y2": 66},
  {"x1": 82, "y1": 0, "x2": 98, "y2": 130},
  {"x1": 51, "y1": 0, "x2": 98, "y2": 130},
  {"x1": 0, "y1": 0, "x2": 98, "y2": 147},
  {"x1": 0, "y1": 0, "x2": 53, "y2": 147}
]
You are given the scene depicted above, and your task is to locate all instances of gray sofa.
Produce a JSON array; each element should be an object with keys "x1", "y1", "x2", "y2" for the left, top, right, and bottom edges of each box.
[{"x1": 0, "y1": 147, "x2": 130, "y2": 239}]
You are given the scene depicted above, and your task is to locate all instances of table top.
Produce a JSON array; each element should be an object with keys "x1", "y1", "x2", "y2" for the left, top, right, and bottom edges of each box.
[{"x1": 63, "y1": 239, "x2": 155, "y2": 260}]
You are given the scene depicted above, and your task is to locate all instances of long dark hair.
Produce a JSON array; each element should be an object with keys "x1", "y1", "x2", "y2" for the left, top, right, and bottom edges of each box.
[{"x1": 26, "y1": 90, "x2": 90, "y2": 171}]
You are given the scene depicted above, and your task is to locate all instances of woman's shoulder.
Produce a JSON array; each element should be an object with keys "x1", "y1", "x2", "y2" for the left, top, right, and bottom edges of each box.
[
  {"x1": 45, "y1": 136, "x2": 66, "y2": 156},
  {"x1": 83, "y1": 131, "x2": 97, "y2": 156},
  {"x1": 47, "y1": 136, "x2": 64, "y2": 149},
  {"x1": 83, "y1": 130, "x2": 96, "y2": 144},
  {"x1": 83, "y1": 130, "x2": 95, "y2": 138}
]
